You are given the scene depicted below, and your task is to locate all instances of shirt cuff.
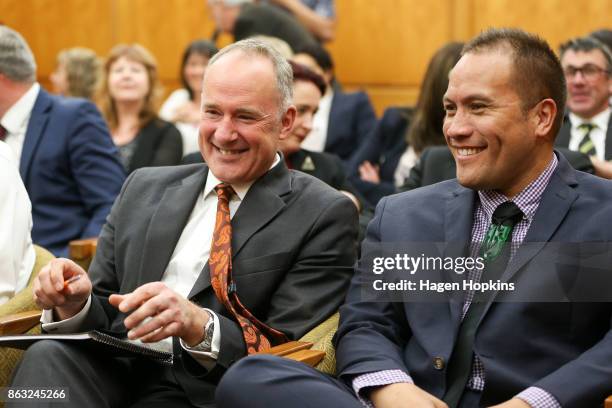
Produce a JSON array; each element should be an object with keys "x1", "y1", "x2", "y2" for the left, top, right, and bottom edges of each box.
[
  {"x1": 180, "y1": 308, "x2": 221, "y2": 370},
  {"x1": 41, "y1": 295, "x2": 92, "y2": 333},
  {"x1": 516, "y1": 387, "x2": 562, "y2": 408},
  {"x1": 352, "y1": 370, "x2": 413, "y2": 407}
]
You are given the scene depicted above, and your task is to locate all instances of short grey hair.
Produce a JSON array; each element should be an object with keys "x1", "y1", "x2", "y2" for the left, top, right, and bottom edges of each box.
[
  {"x1": 207, "y1": 38, "x2": 293, "y2": 115},
  {"x1": 0, "y1": 26, "x2": 36, "y2": 83}
]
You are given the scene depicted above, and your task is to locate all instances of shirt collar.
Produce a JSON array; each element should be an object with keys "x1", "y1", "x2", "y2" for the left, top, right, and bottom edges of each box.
[
  {"x1": 0, "y1": 83, "x2": 40, "y2": 134},
  {"x1": 569, "y1": 106, "x2": 611, "y2": 133},
  {"x1": 478, "y1": 153, "x2": 558, "y2": 222},
  {"x1": 203, "y1": 152, "x2": 281, "y2": 200}
]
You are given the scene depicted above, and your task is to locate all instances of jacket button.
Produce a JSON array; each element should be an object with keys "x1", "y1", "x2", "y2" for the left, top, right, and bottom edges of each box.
[{"x1": 433, "y1": 357, "x2": 445, "y2": 370}]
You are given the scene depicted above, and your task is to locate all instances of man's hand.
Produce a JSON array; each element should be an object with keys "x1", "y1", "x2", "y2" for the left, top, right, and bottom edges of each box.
[
  {"x1": 370, "y1": 383, "x2": 448, "y2": 408},
  {"x1": 489, "y1": 398, "x2": 531, "y2": 408},
  {"x1": 359, "y1": 161, "x2": 381, "y2": 184},
  {"x1": 33, "y1": 258, "x2": 92, "y2": 321},
  {"x1": 109, "y1": 282, "x2": 209, "y2": 346}
]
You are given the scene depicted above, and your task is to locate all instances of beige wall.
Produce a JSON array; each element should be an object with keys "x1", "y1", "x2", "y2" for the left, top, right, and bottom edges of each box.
[{"x1": 2, "y1": 0, "x2": 611, "y2": 115}]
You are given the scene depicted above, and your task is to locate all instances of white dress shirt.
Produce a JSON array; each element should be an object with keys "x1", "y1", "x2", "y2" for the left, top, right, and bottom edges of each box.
[
  {"x1": 42, "y1": 154, "x2": 281, "y2": 369},
  {"x1": 568, "y1": 107, "x2": 611, "y2": 160},
  {"x1": 0, "y1": 83, "x2": 40, "y2": 164},
  {"x1": 0, "y1": 142, "x2": 35, "y2": 305},
  {"x1": 301, "y1": 89, "x2": 333, "y2": 152}
]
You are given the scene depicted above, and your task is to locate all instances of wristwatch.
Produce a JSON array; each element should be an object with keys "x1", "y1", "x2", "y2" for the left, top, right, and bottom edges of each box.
[{"x1": 190, "y1": 311, "x2": 214, "y2": 352}]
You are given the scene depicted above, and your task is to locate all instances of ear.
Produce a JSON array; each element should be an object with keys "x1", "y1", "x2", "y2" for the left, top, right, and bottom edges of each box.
[
  {"x1": 530, "y1": 98, "x2": 557, "y2": 141},
  {"x1": 278, "y1": 105, "x2": 297, "y2": 141}
]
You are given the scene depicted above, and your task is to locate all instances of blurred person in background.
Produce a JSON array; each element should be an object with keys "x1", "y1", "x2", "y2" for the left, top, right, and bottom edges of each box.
[
  {"x1": 0, "y1": 26, "x2": 124, "y2": 257},
  {"x1": 262, "y1": 0, "x2": 336, "y2": 42},
  {"x1": 98, "y1": 44, "x2": 182, "y2": 174},
  {"x1": 160, "y1": 39, "x2": 218, "y2": 156},
  {"x1": 50, "y1": 47, "x2": 100, "y2": 100},
  {"x1": 291, "y1": 43, "x2": 377, "y2": 166},
  {"x1": 348, "y1": 42, "x2": 463, "y2": 206}
]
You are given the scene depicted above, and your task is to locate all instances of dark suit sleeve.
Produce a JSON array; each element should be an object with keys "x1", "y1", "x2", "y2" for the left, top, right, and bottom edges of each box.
[
  {"x1": 67, "y1": 101, "x2": 126, "y2": 240},
  {"x1": 79, "y1": 171, "x2": 139, "y2": 331},
  {"x1": 334, "y1": 197, "x2": 413, "y2": 380},
  {"x1": 215, "y1": 194, "x2": 359, "y2": 369},
  {"x1": 351, "y1": 92, "x2": 377, "y2": 158},
  {"x1": 149, "y1": 122, "x2": 183, "y2": 167},
  {"x1": 533, "y1": 322, "x2": 612, "y2": 407}
]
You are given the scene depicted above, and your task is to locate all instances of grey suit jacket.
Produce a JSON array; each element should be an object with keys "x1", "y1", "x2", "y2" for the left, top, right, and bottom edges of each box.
[
  {"x1": 336, "y1": 153, "x2": 612, "y2": 407},
  {"x1": 81, "y1": 161, "x2": 359, "y2": 405}
]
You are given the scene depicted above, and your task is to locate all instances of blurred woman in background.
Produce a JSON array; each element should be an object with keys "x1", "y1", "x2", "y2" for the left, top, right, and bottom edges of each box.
[
  {"x1": 98, "y1": 44, "x2": 182, "y2": 174},
  {"x1": 50, "y1": 47, "x2": 100, "y2": 100},
  {"x1": 348, "y1": 42, "x2": 464, "y2": 206},
  {"x1": 159, "y1": 39, "x2": 218, "y2": 156}
]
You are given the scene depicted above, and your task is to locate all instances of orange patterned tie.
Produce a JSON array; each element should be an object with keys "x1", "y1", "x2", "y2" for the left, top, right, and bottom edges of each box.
[{"x1": 209, "y1": 183, "x2": 289, "y2": 353}]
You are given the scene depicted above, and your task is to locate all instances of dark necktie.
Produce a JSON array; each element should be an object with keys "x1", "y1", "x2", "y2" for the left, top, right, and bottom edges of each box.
[
  {"x1": 444, "y1": 201, "x2": 523, "y2": 407},
  {"x1": 578, "y1": 123, "x2": 596, "y2": 156},
  {"x1": 209, "y1": 183, "x2": 288, "y2": 354},
  {"x1": 0, "y1": 124, "x2": 7, "y2": 142}
]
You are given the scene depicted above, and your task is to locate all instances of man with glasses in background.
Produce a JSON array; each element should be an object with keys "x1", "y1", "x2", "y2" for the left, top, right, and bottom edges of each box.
[{"x1": 556, "y1": 36, "x2": 612, "y2": 161}]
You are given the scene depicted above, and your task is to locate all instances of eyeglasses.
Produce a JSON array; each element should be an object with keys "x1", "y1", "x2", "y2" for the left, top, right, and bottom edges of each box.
[{"x1": 563, "y1": 64, "x2": 610, "y2": 80}]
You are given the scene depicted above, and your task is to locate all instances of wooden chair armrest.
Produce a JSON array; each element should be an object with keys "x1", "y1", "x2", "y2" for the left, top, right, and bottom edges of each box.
[
  {"x1": 69, "y1": 237, "x2": 98, "y2": 270},
  {"x1": 258, "y1": 341, "x2": 326, "y2": 367},
  {"x1": 284, "y1": 349, "x2": 326, "y2": 367},
  {"x1": 259, "y1": 341, "x2": 314, "y2": 357},
  {"x1": 605, "y1": 395, "x2": 612, "y2": 408},
  {"x1": 0, "y1": 310, "x2": 42, "y2": 335}
]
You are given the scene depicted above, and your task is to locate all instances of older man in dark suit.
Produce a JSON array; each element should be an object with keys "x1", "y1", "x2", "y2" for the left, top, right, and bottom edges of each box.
[
  {"x1": 216, "y1": 29, "x2": 612, "y2": 408},
  {"x1": 9, "y1": 39, "x2": 358, "y2": 407},
  {"x1": 0, "y1": 26, "x2": 125, "y2": 257}
]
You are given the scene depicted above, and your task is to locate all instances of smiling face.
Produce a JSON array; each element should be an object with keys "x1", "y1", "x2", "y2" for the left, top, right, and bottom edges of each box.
[
  {"x1": 562, "y1": 49, "x2": 612, "y2": 119},
  {"x1": 199, "y1": 50, "x2": 295, "y2": 184},
  {"x1": 108, "y1": 56, "x2": 150, "y2": 103},
  {"x1": 279, "y1": 80, "x2": 321, "y2": 156},
  {"x1": 443, "y1": 50, "x2": 555, "y2": 197}
]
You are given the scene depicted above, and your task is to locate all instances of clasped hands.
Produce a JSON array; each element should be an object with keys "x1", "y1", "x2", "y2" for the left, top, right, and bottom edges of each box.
[{"x1": 33, "y1": 258, "x2": 209, "y2": 347}]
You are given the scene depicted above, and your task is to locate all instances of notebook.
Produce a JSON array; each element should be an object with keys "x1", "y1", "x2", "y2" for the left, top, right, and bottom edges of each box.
[{"x1": 0, "y1": 331, "x2": 173, "y2": 365}]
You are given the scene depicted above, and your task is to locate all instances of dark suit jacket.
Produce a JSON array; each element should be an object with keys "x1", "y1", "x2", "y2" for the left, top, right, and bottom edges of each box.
[
  {"x1": 234, "y1": 3, "x2": 318, "y2": 52},
  {"x1": 288, "y1": 148, "x2": 364, "y2": 205},
  {"x1": 555, "y1": 112, "x2": 612, "y2": 160},
  {"x1": 80, "y1": 162, "x2": 358, "y2": 406},
  {"x1": 335, "y1": 154, "x2": 611, "y2": 407},
  {"x1": 20, "y1": 89, "x2": 125, "y2": 256},
  {"x1": 348, "y1": 107, "x2": 410, "y2": 206},
  {"x1": 399, "y1": 146, "x2": 595, "y2": 192},
  {"x1": 326, "y1": 91, "x2": 378, "y2": 165},
  {"x1": 125, "y1": 118, "x2": 183, "y2": 174}
]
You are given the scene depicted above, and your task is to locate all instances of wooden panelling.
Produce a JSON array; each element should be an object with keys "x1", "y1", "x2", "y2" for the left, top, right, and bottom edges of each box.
[{"x1": 1, "y1": 0, "x2": 612, "y2": 115}]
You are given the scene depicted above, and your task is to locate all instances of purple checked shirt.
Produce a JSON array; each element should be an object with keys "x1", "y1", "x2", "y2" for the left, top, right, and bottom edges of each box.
[{"x1": 352, "y1": 154, "x2": 562, "y2": 408}]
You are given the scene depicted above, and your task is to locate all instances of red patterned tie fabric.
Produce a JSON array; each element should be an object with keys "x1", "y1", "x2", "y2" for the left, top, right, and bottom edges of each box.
[
  {"x1": 0, "y1": 125, "x2": 6, "y2": 141},
  {"x1": 209, "y1": 183, "x2": 288, "y2": 353}
]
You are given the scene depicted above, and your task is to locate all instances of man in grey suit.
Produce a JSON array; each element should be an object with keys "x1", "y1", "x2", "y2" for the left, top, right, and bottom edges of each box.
[
  {"x1": 9, "y1": 39, "x2": 358, "y2": 407},
  {"x1": 216, "y1": 29, "x2": 612, "y2": 408}
]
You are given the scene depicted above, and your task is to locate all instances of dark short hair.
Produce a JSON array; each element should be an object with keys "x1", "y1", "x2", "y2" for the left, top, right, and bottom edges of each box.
[
  {"x1": 293, "y1": 43, "x2": 333, "y2": 72},
  {"x1": 463, "y1": 28, "x2": 566, "y2": 138},
  {"x1": 289, "y1": 60, "x2": 326, "y2": 96},
  {"x1": 590, "y1": 29, "x2": 612, "y2": 55},
  {"x1": 180, "y1": 39, "x2": 218, "y2": 100},
  {"x1": 559, "y1": 35, "x2": 612, "y2": 73}
]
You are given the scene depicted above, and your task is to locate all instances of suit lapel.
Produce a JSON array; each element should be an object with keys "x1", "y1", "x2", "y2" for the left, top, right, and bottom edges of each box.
[
  {"x1": 604, "y1": 114, "x2": 612, "y2": 160},
  {"x1": 20, "y1": 89, "x2": 52, "y2": 181},
  {"x1": 555, "y1": 115, "x2": 571, "y2": 149},
  {"x1": 479, "y1": 155, "x2": 578, "y2": 320},
  {"x1": 138, "y1": 166, "x2": 208, "y2": 285},
  {"x1": 188, "y1": 161, "x2": 292, "y2": 298},
  {"x1": 444, "y1": 185, "x2": 477, "y2": 328},
  {"x1": 325, "y1": 92, "x2": 340, "y2": 151}
]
